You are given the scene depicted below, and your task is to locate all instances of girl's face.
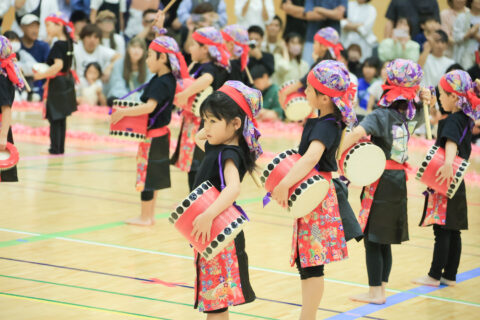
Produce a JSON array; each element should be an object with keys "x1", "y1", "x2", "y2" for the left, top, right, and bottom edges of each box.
[
  {"x1": 45, "y1": 21, "x2": 62, "y2": 38},
  {"x1": 85, "y1": 65, "x2": 100, "y2": 83},
  {"x1": 313, "y1": 41, "x2": 327, "y2": 60},
  {"x1": 305, "y1": 83, "x2": 331, "y2": 111},
  {"x1": 439, "y1": 86, "x2": 459, "y2": 112},
  {"x1": 396, "y1": 18, "x2": 410, "y2": 33},
  {"x1": 362, "y1": 65, "x2": 377, "y2": 81},
  {"x1": 288, "y1": 37, "x2": 303, "y2": 57},
  {"x1": 146, "y1": 49, "x2": 163, "y2": 73},
  {"x1": 202, "y1": 112, "x2": 241, "y2": 145},
  {"x1": 98, "y1": 19, "x2": 115, "y2": 35},
  {"x1": 128, "y1": 44, "x2": 144, "y2": 64},
  {"x1": 189, "y1": 40, "x2": 208, "y2": 62}
]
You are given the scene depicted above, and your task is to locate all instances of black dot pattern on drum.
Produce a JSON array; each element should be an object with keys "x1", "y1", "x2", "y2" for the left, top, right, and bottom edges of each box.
[
  {"x1": 168, "y1": 180, "x2": 214, "y2": 224},
  {"x1": 288, "y1": 174, "x2": 325, "y2": 208},
  {"x1": 261, "y1": 149, "x2": 298, "y2": 187},
  {"x1": 416, "y1": 145, "x2": 439, "y2": 181},
  {"x1": 200, "y1": 214, "x2": 247, "y2": 260}
]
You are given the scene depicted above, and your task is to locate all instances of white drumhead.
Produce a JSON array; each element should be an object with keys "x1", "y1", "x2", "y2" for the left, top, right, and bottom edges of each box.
[
  {"x1": 285, "y1": 99, "x2": 312, "y2": 121},
  {"x1": 290, "y1": 178, "x2": 330, "y2": 219},
  {"x1": 344, "y1": 144, "x2": 386, "y2": 186},
  {"x1": 193, "y1": 86, "x2": 213, "y2": 117},
  {"x1": 0, "y1": 150, "x2": 10, "y2": 161},
  {"x1": 32, "y1": 63, "x2": 50, "y2": 73}
]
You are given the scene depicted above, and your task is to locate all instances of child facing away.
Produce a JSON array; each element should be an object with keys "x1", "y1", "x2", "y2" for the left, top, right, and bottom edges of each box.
[
  {"x1": 191, "y1": 80, "x2": 262, "y2": 318},
  {"x1": 250, "y1": 64, "x2": 284, "y2": 121},
  {"x1": 110, "y1": 28, "x2": 188, "y2": 226},
  {"x1": 270, "y1": 60, "x2": 357, "y2": 319},
  {"x1": 413, "y1": 70, "x2": 480, "y2": 287},
  {"x1": 78, "y1": 62, "x2": 106, "y2": 106}
]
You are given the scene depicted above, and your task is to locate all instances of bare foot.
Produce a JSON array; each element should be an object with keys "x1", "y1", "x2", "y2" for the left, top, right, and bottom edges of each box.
[
  {"x1": 440, "y1": 277, "x2": 456, "y2": 286},
  {"x1": 412, "y1": 275, "x2": 440, "y2": 287},
  {"x1": 125, "y1": 216, "x2": 154, "y2": 226},
  {"x1": 350, "y1": 286, "x2": 386, "y2": 305}
]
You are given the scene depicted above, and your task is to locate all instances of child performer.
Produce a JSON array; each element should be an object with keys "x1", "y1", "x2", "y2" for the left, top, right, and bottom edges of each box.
[
  {"x1": 111, "y1": 29, "x2": 188, "y2": 226},
  {"x1": 33, "y1": 12, "x2": 77, "y2": 155},
  {"x1": 221, "y1": 24, "x2": 251, "y2": 84},
  {"x1": 191, "y1": 80, "x2": 261, "y2": 317},
  {"x1": 279, "y1": 27, "x2": 342, "y2": 106},
  {"x1": 413, "y1": 70, "x2": 479, "y2": 287},
  {"x1": 0, "y1": 35, "x2": 26, "y2": 182},
  {"x1": 270, "y1": 60, "x2": 356, "y2": 319},
  {"x1": 171, "y1": 26, "x2": 231, "y2": 191},
  {"x1": 340, "y1": 59, "x2": 433, "y2": 304}
]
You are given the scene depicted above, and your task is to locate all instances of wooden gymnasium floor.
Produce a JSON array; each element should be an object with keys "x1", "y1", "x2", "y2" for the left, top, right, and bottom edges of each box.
[{"x1": 1, "y1": 108, "x2": 479, "y2": 320}]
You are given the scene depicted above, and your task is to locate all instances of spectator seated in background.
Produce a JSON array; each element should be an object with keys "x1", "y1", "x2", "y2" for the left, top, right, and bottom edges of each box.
[
  {"x1": 345, "y1": 43, "x2": 362, "y2": 78},
  {"x1": 272, "y1": 32, "x2": 309, "y2": 86},
  {"x1": 453, "y1": 0, "x2": 480, "y2": 70},
  {"x1": 413, "y1": 15, "x2": 441, "y2": 50},
  {"x1": 468, "y1": 48, "x2": 480, "y2": 81},
  {"x1": 11, "y1": 0, "x2": 59, "y2": 41},
  {"x1": 366, "y1": 60, "x2": 389, "y2": 113},
  {"x1": 89, "y1": 0, "x2": 126, "y2": 33},
  {"x1": 357, "y1": 56, "x2": 381, "y2": 114},
  {"x1": 124, "y1": 0, "x2": 160, "y2": 40},
  {"x1": 77, "y1": 62, "x2": 107, "y2": 106},
  {"x1": 74, "y1": 24, "x2": 121, "y2": 84},
  {"x1": 419, "y1": 29, "x2": 455, "y2": 87},
  {"x1": 96, "y1": 10, "x2": 126, "y2": 57},
  {"x1": 106, "y1": 37, "x2": 152, "y2": 106},
  {"x1": 247, "y1": 25, "x2": 275, "y2": 76},
  {"x1": 251, "y1": 64, "x2": 284, "y2": 121},
  {"x1": 176, "y1": 0, "x2": 227, "y2": 29},
  {"x1": 180, "y1": 3, "x2": 220, "y2": 54},
  {"x1": 19, "y1": 14, "x2": 50, "y2": 100},
  {"x1": 378, "y1": 16, "x2": 420, "y2": 62},
  {"x1": 70, "y1": 10, "x2": 90, "y2": 40},
  {"x1": 137, "y1": 9, "x2": 159, "y2": 48},
  {"x1": 263, "y1": 15, "x2": 285, "y2": 55}
]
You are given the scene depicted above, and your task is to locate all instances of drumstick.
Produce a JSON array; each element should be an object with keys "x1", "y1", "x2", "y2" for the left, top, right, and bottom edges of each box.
[
  {"x1": 162, "y1": 0, "x2": 177, "y2": 13},
  {"x1": 188, "y1": 62, "x2": 196, "y2": 73},
  {"x1": 250, "y1": 171, "x2": 262, "y2": 188},
  {"x1": 423, "y1": 102, "x2": 432, "y2": 140},
  {"x1": 245, "y1": 66, "x2": 254, "y2": 85}
]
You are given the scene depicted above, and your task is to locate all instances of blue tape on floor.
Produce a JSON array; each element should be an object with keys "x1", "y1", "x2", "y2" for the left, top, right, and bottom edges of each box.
[{"x1": 326, "y1": 267, "x2": 480, "y2": 320}]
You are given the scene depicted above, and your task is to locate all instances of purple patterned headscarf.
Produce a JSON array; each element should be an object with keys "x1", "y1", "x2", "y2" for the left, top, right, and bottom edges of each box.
[
  {"x1": 0, "y1": 35, "x2": 25, "y2": 90},
  {"x1": 378, "y1": 59, "x2": 423, "y2": 120},
  {"x1": 149, "y1": 31, "x2": 188, "y2": 80},
  {"x1": 307, "y1": 60, "x2": 357, "y2": 126},
  {"x1": 192, "y1": 27, "x2": 231, "y2": 70},
  {"x1": 440, "y1": 70, "x2": 480, "y2": 121},
  {"x1": 218, "y1": 81, "x2": 263, "y2": 159},
  {"x1": 221, "y1": 24, "x2": 249, "y2": 70},
  {"x1": 314, "y1": 27, "x2": 343, "y2": 59}
]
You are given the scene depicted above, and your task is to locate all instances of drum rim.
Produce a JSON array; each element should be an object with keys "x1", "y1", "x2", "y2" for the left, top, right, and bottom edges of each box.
[
  {"x1": 0, "y1": 142, "x2": 19, "y2": 171},
  {"x1": 112, "y1": 99, "x2": 141, "y2": 107},
  {"x1": 280, "y1": 79, "x2": 298, "y2": 91},
  {"x1": 289, "y1": 174, "x2": 329, "y2": 217},
  {"x1": 342, "y1": 142, "x2": 386, "y2": 186},
  {"x1": 191, "y1": 86, "x2": 213, "y2": 117},
  {"x1": 109, "y1": 130, "x2": 146, "y2": 140},
  {"x1": 260, "y1": 149, "x2": 299, "y2": 185},
  {"x1": 168, "y1": 180, "x2": 214, "y2": 224},
  {"x1": 416, "y1": 145, "x2": 470, "y2": 199}
]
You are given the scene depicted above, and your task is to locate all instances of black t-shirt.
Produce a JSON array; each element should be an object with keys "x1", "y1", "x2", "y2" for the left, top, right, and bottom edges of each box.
[
  {"x1": 435, "y1": 111, "x2": 472, "y2": 160},
  {"x1": 191, "y1": 61, "x2": 230, "y2": 90},
  {"x1": 0, "y1": 74, "x2": 15, "y2": 107},
  {"x1": 47, "y1": 40, "x2": 72, "y2": 72},
  {"x1": 140, "y1": 73, "x2": 176, "y2": 129},
  {"x1": 282, "y1": 0, "x2": 307, "y2": 40},
  {"x1": 298, "y1": 114, "x2": 342, "y2": 172},
  {"x1": 247, "y1": 51, "x2": 275, "y2": 77},
  {"x1": 193, "y1": 142, "x2": 247, "y2": 190},
  {"x1": 229, "y1": 59, "x2": 252, "y2": 86},
  {"x1": 385, "y1": 0, "x2": 440, "y2": 38}
]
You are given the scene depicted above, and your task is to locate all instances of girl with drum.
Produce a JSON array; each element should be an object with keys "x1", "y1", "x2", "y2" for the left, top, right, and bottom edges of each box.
[
  {"x1": 111, "y1": 24, "x2": 188, "y2": 226},
  {"x1": 171, "y1": 27, "x2": 231, "y2": 191},
  {"x1": 413, "y1": 70, "x2": 479, "y2": 287},
  {"x1": 278, "y1": 27, "x2": 341, "y2": 108},
  {"x1": 191, "y1": 81, "x2": 261, "y2": 317},
  {"x1": 271, "y1": 60, "x2": 356, "y2": 320},
  {"x1": 33, "y1": 12, "x2": 77, "y2": 155},
  {"x1": 0, "y1": 36, "x2": 26, "y2": 182},
  {"x1": 221, "y1": 24, "x2": 251, "y2": 85},
  {"x1": 340, "y1": 59, "x2": 433, "y2": 304}
]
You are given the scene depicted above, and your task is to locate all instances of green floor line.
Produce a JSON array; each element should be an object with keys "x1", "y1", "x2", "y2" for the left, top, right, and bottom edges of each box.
[
  {"x1": 0, "y1": 291, "x2": 171, "y2": 319},
  {"x1": 0, "y1": 275, "x2": 277, "y2": 319}
]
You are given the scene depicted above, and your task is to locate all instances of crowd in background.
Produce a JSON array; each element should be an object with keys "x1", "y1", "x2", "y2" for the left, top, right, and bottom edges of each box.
[{"x1": 1, "y1": 0, "x2": 479, "y2": 129}]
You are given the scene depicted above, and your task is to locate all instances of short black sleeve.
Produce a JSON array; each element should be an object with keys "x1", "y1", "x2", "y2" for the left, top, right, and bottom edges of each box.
[
  {"x1": 0, "y1": 74, "x2": 15, "y2": 107},
  {"x1": 438, "y1": 113, "x2": 465, "y2": 146},
  {"x1": 47, "y1": 41, "x2": 71, "y2": 72},
  {"x1": 140, "y1": 73, "x2": 176, "y2": 129},
  {"x1": 221, "y1": 148, "x2": 244, "y2": 175},
  {"x1": 436, "y1": 112, "x2": 472, "y2": 159},
  {"x1": 196, "y1": 62, "x2": 230, "y2": 90},
  {"x1": 360, "y1": 108, "x2": 385, "y2": 137},
  {"x1": 308, "y1": 120, "x2": 338, "y2": 150}
]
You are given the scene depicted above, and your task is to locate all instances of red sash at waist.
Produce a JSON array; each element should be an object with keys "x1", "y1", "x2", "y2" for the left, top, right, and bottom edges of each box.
[
  {"x1": 147, "y1": 126, "x2": 170, "y2": 138},
  {"x1": 385, "y1": 160, "x2": 410, "y2": 171}
]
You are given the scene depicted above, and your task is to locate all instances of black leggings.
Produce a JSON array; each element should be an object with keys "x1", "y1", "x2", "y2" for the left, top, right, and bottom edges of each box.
[
  {"x1": 204, "y1": 307, "x2": 228, "y2": 314},
  {"x1": 188, "y1": 170, "x2": 196, "y2": 192},
  {"x1": 428, "y1": 225, "x2": 462, "y2": 281},
  {"x1": 364, "y1": 238, "x2": 392, "y2": 286},
  {"x1": 48, "y1": 117, "x2": 66, "y2": 154},
  {"x1": 141, "y1": 190, "x2": 154, "y2": 201}
]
